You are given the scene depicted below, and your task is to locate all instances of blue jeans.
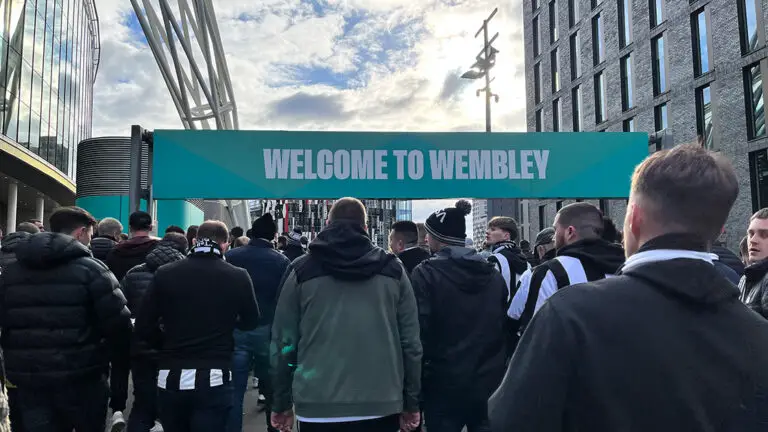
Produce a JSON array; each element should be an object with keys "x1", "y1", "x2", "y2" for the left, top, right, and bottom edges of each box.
[
  {"x1": 159, "y1": 383, "x2": 232, "y2": 432},
  {"x1": 226, "y1": 325, "x2": 273, "y2": 432}
]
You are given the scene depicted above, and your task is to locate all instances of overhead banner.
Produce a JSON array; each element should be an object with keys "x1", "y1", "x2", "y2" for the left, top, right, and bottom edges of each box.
[{"x1": 152, "y1": 130, "x2": 648, "y2": 200}]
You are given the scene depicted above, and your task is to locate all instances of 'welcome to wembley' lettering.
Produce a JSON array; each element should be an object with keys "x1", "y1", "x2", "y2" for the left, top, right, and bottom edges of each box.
[{"x1": 262, "y1": 149, "x2": 550, "y2": 181}]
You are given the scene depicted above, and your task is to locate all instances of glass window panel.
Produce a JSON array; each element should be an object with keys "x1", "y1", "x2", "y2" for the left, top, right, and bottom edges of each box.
[
  {"x1": 652, "y1": 34, "x2": 666, "y2": 94},
  {"x1": 621, "y1": 54, "x2": 634, "y2": 110},
  {"x1": 46, "y1": 0, "x2": 55, "y2": 30},
  {"x1": 570, "y1": 32, "x2": 581, "y2": 79},
  {"x1": 692, "y1": 9, "x2": 710, "y2": 76},
  {"x1": 534, "y1": 0, "x2": 540, "y2": 10},
  {"x1": 741, "y1": 0, "x2": 760, "y2": 53},
  {"x1": 17, "y1": 100, "x2": 29, "y2": 147},
  {"x1": 651, "y1": 0, "x2": 664, "y2": 27},
  {"x1": 594, "y1": 72, "x2": 606, "y2": 123},
  {"x1": 33, "y1": 11, "x2": 44, "y2": 75},
  {"x1": 535, "y1": 109, "x2": 543, "y2": 131},
  {"x1": 534, "y1": 62, "x2": 541, "y2": 103},
  {"x1": 31, "y1": 71, "x2": 41, "y2": 115},
  {"x1": 654, "y1": 103, "x2": 668, "y2": 131},
  {"x1": 533, "y1": 16, "x2": 540, "y2": 56},
  {"x1": 623, "y1": 118, "x2": 636, "y2": 132},
  {"x1": 592, "y1": 14, "x2": 604, "y2": 65},
  {"x1": 569, "y1": 0, "x2": 579, "y2": 27},
  {"x1": 746, "y1": 63, "x2": 765, "y2": 139},
  {"x1": 21, "y1": 2, "x2": 35, "y2": 66},
  {"x1": 619, "y1": 0, "x2": 632, "y2": 47},
  {"x1": 553, "y1": 98, "x2": 561, "y2": 131},
  {"x1": 29, "y1": 111, "x2": 39, "y2": 154},
  {"x1": 750, "y1": 149, "x2": 768, "y2": 211},
  {"x1": 44, "y1": 25, "x2": 53, "y2": 79},
  {"x1": 551, "y1": 48, "x2": 559, "y2": 92},
  {"x1": 41, "y1": 81, "x2": 51, "y2": 122},
  {"x1": 550, "y1": 0, "x2": 558, "y2": 43},
  {"x1": 572, "y1": 86, "x2": 582, "y2": 131},
  {"x1": 19, "y1": 60, "x2": 31, "y2": 109},
  {"x1": 697, "y1": 85, "x2": 713, "y2": 148}
]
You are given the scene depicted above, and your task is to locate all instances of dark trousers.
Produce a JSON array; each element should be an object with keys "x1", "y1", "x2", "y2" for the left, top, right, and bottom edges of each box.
[
  {"x1": 227, "y1": 325, "x2": 275, "y2": 432},
  {"x1": 128, "y1": 358, "x2": 158, "y2": 432},
  {"x1": 14, "y1": 377, "x2": 109, "y2": 432},
  {"x1": 424, "y1": 396, "x2": 491, "y2": 432},
  {"x1": 297, "y1": 415, "x2": 399, "y2": 432},
  {"x1": 110, "y1": 356, "x2": 130, "y2": 413},
  {"x1": 159, "y1": 383, "x2": 232, "y2": 432}
]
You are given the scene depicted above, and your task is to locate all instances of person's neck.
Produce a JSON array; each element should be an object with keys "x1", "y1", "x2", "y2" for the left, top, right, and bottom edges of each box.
[{"x1": 131, "y1": 231, "x2": 150, "y2": 238}]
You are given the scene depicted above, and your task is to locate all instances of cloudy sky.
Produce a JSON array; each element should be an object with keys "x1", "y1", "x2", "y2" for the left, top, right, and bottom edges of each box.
[{"x1": 93, "y1": 0, "x2": 526, "y2": 229}]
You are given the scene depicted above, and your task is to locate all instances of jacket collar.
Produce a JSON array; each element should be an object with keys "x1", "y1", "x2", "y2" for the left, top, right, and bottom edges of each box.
[{"x1": 636, "y1": 233, "x2": 709, "y2": 253}]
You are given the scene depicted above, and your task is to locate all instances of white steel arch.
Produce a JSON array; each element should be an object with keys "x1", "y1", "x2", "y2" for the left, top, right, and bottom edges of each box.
[{"x1": 130, "y1": 0, "x2": 250, "y2": 228}]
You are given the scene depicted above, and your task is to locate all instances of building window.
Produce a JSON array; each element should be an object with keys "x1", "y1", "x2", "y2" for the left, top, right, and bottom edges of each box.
[
  {"x1": 654, "y1": 103, "x2": 668, "y2": 131},
  {"x1": 623, "y1": 117, "x2": 636, "y2": 132},
  {"x1": 599, "y1": 199, "x2": 609, "y2": 214},
  {"x1": 696, "y1": 85, "x2": 713, "y2": 148},
  {"x1": 745, "y1": 62, "x2": 766, "y2": 139},
  {"x1": 535, "y1": 109, "x2": 543, "y2": 131},
  {"x1": 652, "y1": 34, "x2": 667, "y2": 95},
  {"x1": 738, "y1": 0, "x2": 762, "y2": 54},
  {"x1": 550, "y1": 0, "x2": 559, "y2": 43},
  {"x1": 534, "y1": 0, "x2": 540, "y2": 10},
  {"x1": 650, "y1": 0, "x2": 664, "y2": 28},
  {"x1": 591, "y1": 0, "x2": 602, "y2": 9},
  {"x1": 572, "y1": 86, "x2": 582, "y2": 131},
  {"x1": 620, "y1": 54, "x2": 634, "y2": 111},
  {"x1": 750, "y1": 149, "x2": 768, "y2": 212},
  {"x1": 569, "y1": 0, "x2": 580, "y2": 27},
  {"x1": 539, "y1": 205, "x2": 546, "y2": 230},
  {"x1": 594, "y1": 72, "x2": 607, "y2": 124},
  {"x1": 692, "y1": 8, "x2": 711, "y2": 77},
  {"x1": 551, "y1": 48, "x2": 560, "y2": 92},
  {"x1": 533, "y1": 16, "x2": 540, "y2": 57},
  {"x1": 556, "y1": 200, "x2": 564, "y2": 210},
  {"x1": 592, "y1": 13, "x2": 604, "y2": 65},
  {"x1": 570, "y1": 32, "x2": 581, "y2": 79},
  {"x1": 534, "y1": 62, "x2": 542, "y2": 104},
  {"x1": 618, "y1": 0, "x2": 632, "y2": 48},
  {"x1": 553, "y1": 98, "x2": 562, "y2": 131}
]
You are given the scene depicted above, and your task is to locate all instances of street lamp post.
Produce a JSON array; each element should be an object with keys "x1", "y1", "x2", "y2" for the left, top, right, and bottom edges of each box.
[{"x1": 461, "y1": 7, "x2": 500, "y2": 133}]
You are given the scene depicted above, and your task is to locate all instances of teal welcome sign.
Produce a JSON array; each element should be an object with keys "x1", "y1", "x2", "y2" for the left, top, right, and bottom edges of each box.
[{"x1": 152, "y1": 130, "x2": 648, "y2": 200}]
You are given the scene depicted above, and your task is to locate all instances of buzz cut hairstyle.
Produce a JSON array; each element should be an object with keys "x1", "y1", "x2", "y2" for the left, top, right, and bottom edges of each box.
[
  {"x1": 631, "y1": 144, "x2": 738, "y2": 241},
  {"x1": 488, "y1": 216, "x2": 519, "y2": 241},
  {"x1": 556, "y1": 202, "x2": 605, "y2": 239},
  {"x1": 391, "y1": 221, "x2": 419, "y2": 246},
  {"x1": 98, "y1": 217, "x2": 123, "y2": 238},
  {"x1": 196, "y1": 220, "x2": 229, "y2": 244},
  {"x1": 329, "y1": 197, "x2": 368, "y2": 228}
]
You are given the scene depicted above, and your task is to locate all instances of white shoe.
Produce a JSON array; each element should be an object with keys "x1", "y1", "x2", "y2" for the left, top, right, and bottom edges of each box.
[
  {"x1": 110, "y1": 411, "x2": 126, "y2": 432},
  {"x1": 150, "y1": 421, "x2": 164, "y2": 432},
  {"x1": 252, "y1": 376, "x2": 259, "y2": 389}
]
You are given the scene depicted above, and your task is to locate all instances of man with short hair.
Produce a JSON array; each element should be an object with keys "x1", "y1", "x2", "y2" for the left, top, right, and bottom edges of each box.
[
  {"x1": 490, "y1": 144, "x2": 768, "y2": 431},
  {"x1": 508, "y1": 203, "x2": 625, "y2": 335},
  {"x1": 107, "y1": 211, "x2": 159, "y2": 282},
  {"x1": 92, "y1": 217, "x2": 123, "y2": 262},
  {"x1": 389, "y1": 220, "x2": 431, "y2": 276},
  {"x1": 225, "y1": 213, "x2": 290, "y2": 432},
  {"x1": 135, "y1": 220, "x2": 260, "y2": 431},
  {"x1": 411, "y1": 200, "x2": 506, "y2": 432},
  {"x1": 27, "y1": 218, "x2": 44, "y2": 232},
  {"x1": 0, "y1": 222, "x2": 39, "y2": 272},
  {"x1": 532, "y1": 228, "x2": 556, "y2": 263},
  {"x1": 486, "y1": 217, "x2": 531, "y2": 303},
  {"x1": 739, "y1": 208, "x2": 768, "y2": 318},
  {"x1": 0, "y1": 206, "x2": 131, "y2": 432},
  {"x1": 271, "y1": 197, "x2": 422, "y2": 432},
  {"x1": 164, "y1": 225, "x2": 185, "y2": 235}
]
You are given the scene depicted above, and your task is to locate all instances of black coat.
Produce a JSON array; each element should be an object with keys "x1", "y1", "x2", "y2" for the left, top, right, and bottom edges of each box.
[
  {"x1": 0, "y1": 232, "x2": 31, "y2": 273},
  {"x1": 411, "y1": 247, "x2": 507, "y2": 402},
  {"x1": 282, "y1": 244, "x2": 305, "y2": 262},
  {"x1": 397, "y1": 246, "x2": 431, "y2": 276},
  {"x1": 90, "y1": 236, "x2": 118, "y2": 263},
  {"x1": 0, "y1": 232, "x2": 132, "y2": 386},
  {"x1": 490, "y1": 234, "x2": 768, "y2": 432},
  {"x1": 739, "y1": 258, "x2": 768, "y2": 319},
  {"x1": 713, "y1": 244, "x2": 745, "y2": 277}
]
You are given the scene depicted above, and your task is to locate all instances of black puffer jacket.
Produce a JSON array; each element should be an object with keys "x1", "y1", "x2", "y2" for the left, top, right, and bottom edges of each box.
[
  {"x1": 411, "y1": 246, "x2": 507, "y2": 402},
  {"x1": 282, "y1": 244, "x2": 305, "y2": 262},
  {"x1": 0, "y1": 232, "x2": 132, "y2": 386},
  {"x1": 90, "y1": 236, "x2": 118, "y2": 263},
  {"x1": 739, "y1": 258, "x2": 768, "y2": 319},
  {"x1": 0, "y1": 231, "x2": 32, "y2": 273}
]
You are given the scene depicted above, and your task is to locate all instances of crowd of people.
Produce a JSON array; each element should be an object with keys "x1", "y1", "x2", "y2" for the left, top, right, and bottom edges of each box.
[{"x1": 0, "y1": 143, "x2": 767, "y2": 431}]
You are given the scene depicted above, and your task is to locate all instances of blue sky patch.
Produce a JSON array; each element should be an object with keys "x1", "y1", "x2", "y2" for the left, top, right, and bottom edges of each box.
[{"x1": 123, "y1": 11, "x2": 149, "y2": 46}]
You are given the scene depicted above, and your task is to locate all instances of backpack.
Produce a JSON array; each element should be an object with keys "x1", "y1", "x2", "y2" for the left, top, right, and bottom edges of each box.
[{"x1": 517, "y1": 259, "x2": 571, "y2": 336}]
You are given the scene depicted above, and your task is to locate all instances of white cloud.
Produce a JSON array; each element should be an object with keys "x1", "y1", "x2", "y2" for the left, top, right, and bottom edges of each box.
[{"x1": 91, "y1": 0, "x2": 526, "y2": 236}]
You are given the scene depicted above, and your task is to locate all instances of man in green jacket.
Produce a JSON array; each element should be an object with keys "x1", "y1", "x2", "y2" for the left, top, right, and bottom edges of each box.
[{"x1": 270, "y1": 197, "x2": 423, "y2": 432}]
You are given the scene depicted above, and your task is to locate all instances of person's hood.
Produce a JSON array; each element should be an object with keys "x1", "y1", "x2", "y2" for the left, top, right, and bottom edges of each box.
[
  {"x1": 432, "y1": 246, "x2": 500, "y2": 292},
  {"x1": 491, "y1": 241, "x2": 530, "y2": 275},
  {"x1": 0, "y1": 231, "x2": 32, "y2": 253},
  {"x1": 111, "y1": 235, "x2": 159, "y2": 258},
  {"x1": 622, "y1": 234, "x2": 739, "y2": 305},
  {"x1": 744, "y1": 257, "x2": 768, "y2": 284},
  {"x1": 557, "y1": 238, "x2": 625, "y2": 274},
  {"x1": 145, "y1": 242, "x2": 186, "y2": 271},
  {"x1": 309, "y1": 220, "x2": 396, "y2": 280},
  {"x1": 14, "y1": 232, "x2": 91, "y2": 269},
  {"x1": 90, "y1": 236, "x2": 117, "y2": 254}
]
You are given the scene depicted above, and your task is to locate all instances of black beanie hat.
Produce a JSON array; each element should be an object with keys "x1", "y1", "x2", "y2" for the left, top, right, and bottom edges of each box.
[
  {"x1": 424, "y1": 199, "x2": 472, "y2": 247},
  {"x1": 251, "y1": 213, "x2": 277, "y2": 240}
]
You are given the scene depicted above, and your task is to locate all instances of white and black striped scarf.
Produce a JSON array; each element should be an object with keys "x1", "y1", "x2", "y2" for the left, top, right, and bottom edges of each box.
[{"x1": 189, "y1": 238, "x2": 223, "y2": 258}]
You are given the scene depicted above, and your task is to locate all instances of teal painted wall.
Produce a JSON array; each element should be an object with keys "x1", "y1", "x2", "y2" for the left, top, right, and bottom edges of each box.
[{"x1": 76, "y1": 196, "x2": 203, "y2": 233}]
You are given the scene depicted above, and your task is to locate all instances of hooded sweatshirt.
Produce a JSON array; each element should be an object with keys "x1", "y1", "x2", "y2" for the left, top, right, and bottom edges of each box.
[
  {"x1": 411, "y1": 246, "x2": 508, "y2": 402},
  {"x1": 271, "y1": 221, "x2": 422, "y2": 419},
  {"x1": 106, "y1": 235, "x2": 159, "y2": 281},
  {"x1": 490, "y1": 233, "x2": 768, "y2": 432},
  {"x1": 0, "y1": 232, "x2": 131, "y2": 386}
]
